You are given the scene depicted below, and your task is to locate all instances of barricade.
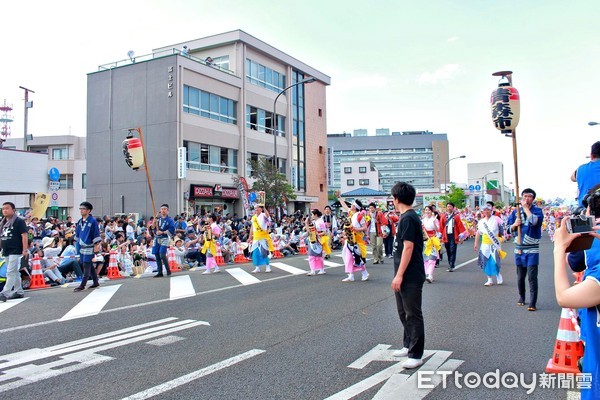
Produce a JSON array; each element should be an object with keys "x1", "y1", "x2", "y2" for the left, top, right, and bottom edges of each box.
[
  {"x1": 234, "y1": 244, "x2": 246, "y2": 263},
  {"x1": 29, "y1": 255, "x2": 50, "y2": 289},
  {"x1": 298, "y1": 240, "x2": 307, "y2": 255},
  {"x1": 215, "y1": 243, "x2": 225, "y2": 266},
  {"x1": 106, "y1": 250, "x2": 123, "y2": 279},
  {"x1": 167, "y1": 246, "x2": 181, "y2": 272},
  {"x1": 272, "y1": 239, "x2": 283, "y2": 259},
  {"x1": 545, "y1": 307, "x2": 584, "y2": 374}
]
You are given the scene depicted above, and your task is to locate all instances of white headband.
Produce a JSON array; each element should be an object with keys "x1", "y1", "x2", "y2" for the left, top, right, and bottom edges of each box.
[{"x1": 352, "y1": 201, "x2": 362, "y2": 210}]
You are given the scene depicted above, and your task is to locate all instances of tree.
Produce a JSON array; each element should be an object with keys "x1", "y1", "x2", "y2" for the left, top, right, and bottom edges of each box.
[
  {"x1": 249, "y1": 158, "x2": 296, "y2": 211},
  {"x1": 442, "y1": 185, "x2": 468, "y2": 209}
]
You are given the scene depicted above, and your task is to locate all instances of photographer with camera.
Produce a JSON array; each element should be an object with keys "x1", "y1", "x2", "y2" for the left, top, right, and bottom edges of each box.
[
  {"x1": 554, "y1": 186, "x2": 600, "y2": 400},
  {"x1": 507, "y1": 188, "x2": 544, "y2": 311},
  {"x1": 571, "y1": 141, "x2": 600, "y2": 206}
]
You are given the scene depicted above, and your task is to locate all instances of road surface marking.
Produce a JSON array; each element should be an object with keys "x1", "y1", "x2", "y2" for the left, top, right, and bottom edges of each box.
[
  {"x1": 323, "y1": 260, "x2": 343, "y2": 267},
  {"x1": 121, "y1": 349, "x2": 266, "y2": 400},
  {"x1": 226, "y1": 267, "x2": 261, "y2": 285},
  {"x1": 0, "y1": 298, "x2": 28, "y2": 314},
  {"x1": 270, "y1": 262, "x2": 306, "y2": 275},
  {"x1": 146, "y1": 335, "x2": 186, "y2": 346},
  {"x1": 0, "y1": 318, "x2": 208, "y2": 393},
  {"x1": 169, "y1": 275, "x2": 195, "y2": 300},
  {"x1": 453, "y1": 257, "x2": 478, "y2": 271},
  {"x1": 59, "y1": 284, "x2": 122, "y2": 321}
]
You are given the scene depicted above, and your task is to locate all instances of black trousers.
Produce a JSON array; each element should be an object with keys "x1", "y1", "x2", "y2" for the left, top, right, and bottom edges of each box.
[
  {"x1": 395, "y1": 282, "x2": 425, "y2": 359},
  {"x1": 516, "y1": 265, "x2": 538, "y2": 307},
  {"x1": 155, "y1": 252, "x2": 171, "y2": 275},
  {"x1": 444, "y1": 233, "x2": 458, "y2": 268},
  {"x1": 384, "y1": 235, "x2": 394, "y2": 257},
  {"x1": 79, "y1": 261, "x2": 99, "y2": 288}
]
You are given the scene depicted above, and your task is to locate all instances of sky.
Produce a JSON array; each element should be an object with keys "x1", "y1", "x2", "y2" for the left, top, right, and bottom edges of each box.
[{"x1": 1, "y1": 0, "x2": 599, "y2": 201}]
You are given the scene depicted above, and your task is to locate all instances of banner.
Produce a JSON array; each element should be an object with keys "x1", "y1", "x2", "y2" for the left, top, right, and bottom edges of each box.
[{"x1": 31, "y1": 193, "x2": 50, "y2": 219}]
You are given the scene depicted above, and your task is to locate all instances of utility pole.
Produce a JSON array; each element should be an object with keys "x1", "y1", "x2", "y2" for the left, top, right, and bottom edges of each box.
[{"x1": 19, "y1": 86, "x2": 34, "y2": 151}]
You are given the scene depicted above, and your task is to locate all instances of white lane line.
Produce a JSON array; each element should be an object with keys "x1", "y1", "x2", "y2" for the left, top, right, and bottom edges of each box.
[
  {"x1": 453, "y1": 257, "x2": 478, "y2": 271},
  {"x1": 226, "y1": 267, "x2": 261, "y2": 285},
  {"x1": 59, "y1": 285, "x2": 122, "y2": 321},
  {"x1": 269, "y1": 262, "x2": 306, "y2": 275},
  {"x1": 0, "y1": 298, "x2": 28, "y2": 313},
  {"x1": 169, "y1": 275, "x2": 195, "y2": 300},
  {"x1": 121, "y1": 349, "x2": 266, "y2": 400},
  {"x1": 146, "y1": 335, "x2": 186, "y2": 346}
]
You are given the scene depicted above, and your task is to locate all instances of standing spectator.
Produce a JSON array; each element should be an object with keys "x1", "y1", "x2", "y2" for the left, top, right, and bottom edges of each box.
[
  {"x1": 507, "y1": 188, "x2": 544, "y2": 311},
  {"x1": 390, "y1": 182, "x2": 425, "y2": 369},
  {"x1": 0, "y1": 202, "x2": 28, "y2": 301},
  {"x1": 368, "y1": 203, "x2": 388, "y2": 264},
  {"x1": 439, "y1": 202, "x2": 467, "y2": 272},
  {"x1": 73, "y1": 202, "x2": 102, "y2": 292}
]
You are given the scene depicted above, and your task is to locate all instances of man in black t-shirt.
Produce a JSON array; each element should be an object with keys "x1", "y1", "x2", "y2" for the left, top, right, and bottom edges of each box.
[
  {"x1": 390, "y1": 182, "x2": 425, "y2": 369},
  {"x1": 0, "y1": 202, "x2": 29, "y2": 301}
]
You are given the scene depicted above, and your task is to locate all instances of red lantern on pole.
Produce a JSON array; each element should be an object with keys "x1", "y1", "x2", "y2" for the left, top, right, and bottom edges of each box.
[
  {"x1": 491, "y1": 80, "x2": 520, "y2": 136},
  {"x1": 122, "y1": 134, "x2": 144, "y2": 170}
]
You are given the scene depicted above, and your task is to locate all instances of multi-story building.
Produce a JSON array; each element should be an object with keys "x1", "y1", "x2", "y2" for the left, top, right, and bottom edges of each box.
[
  {"x1": 86, "y1": 30, "x2": 330, "y2": 219},
  {"x1": 339, "y1": 161, "x2": 381, "y2": 194},
  {"x1": 327, "y1": 130, "x2": 449, "y2": 194},
  {"x1": 0, "y1": 135, "x2": 87, "y2": 219},
  {"x1": 466, "y1": 162, "x2": 506, "y2": 207}
]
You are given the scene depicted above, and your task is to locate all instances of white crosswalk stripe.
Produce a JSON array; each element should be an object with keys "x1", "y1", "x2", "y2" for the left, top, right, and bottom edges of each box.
[
  {"x1": 323, "y1": 260, "x2": 343, "y2": 267},
  {"x1": 169, "y1": 275, "x2": 196, "y2": 300},
  {"x1": 226, "y1": 267, "x2": 262, "y2": 285},
  {"x1": 0, "y1": 298, "x2": 28, "y2": 314},
  {"x1": 269, "y1": 262, "x2": 307, "y2": 275},
  {"x1": 59, "y1": 284, "x2": 122, "y2": 321}
]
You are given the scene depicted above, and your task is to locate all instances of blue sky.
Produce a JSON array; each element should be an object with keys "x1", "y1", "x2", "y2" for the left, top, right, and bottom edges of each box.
[{"x1": 2, "y1": 0, "x2": 599, "y2": 200}]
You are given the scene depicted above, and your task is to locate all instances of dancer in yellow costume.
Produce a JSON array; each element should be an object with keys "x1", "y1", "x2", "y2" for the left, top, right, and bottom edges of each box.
[
  {"x1": 336, "y1": 193, "x2": 370, "y2": 282},
  {"x1": 249, "y1": 204, "x2": 273, "y2": 273}
]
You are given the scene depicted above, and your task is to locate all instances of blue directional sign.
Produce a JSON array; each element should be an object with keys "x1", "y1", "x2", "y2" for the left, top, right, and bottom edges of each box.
[
  {"x1": 475, "y1": 184, "x2": 481, "y2": 191},
  {"x1": 48, "y1": 167, "x2": 60, "y2": 181},
  {"x1": 468, "y1": 185, "x2": 475, "y2": 191}
]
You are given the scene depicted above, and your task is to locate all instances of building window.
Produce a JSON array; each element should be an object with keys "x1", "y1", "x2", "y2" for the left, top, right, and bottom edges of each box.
[
  {"x1": 184, "y1": 141, "x2": 238, "y2": 174},
  {"x1": 359, "y1": 179, "x2": 370, "y2": 186},
  {"x1": 318, "y1": 109, "x2": 322, "y2": 117},
  {"x1": 183, "y1": 85, "x2": 237, "y2": 124},
  {"x1": 52, "y1": 147, "x2": 69, "y2": 160},
  {"x1": 59, "y1": 174, "x2": 73, "y2": 190},
  {"x1": 359, "y1": 166, "x2": 367, "y2": 173},
  {"x1": 319, "y1": 146, "x2": 323, "y2": 154},
  {"x1": 347, "y1": 179, "x2": 355, "y2": 186},
  {"x1": 320, "y1": 183, "x2": 324, "y2": 192},
  {"x1": 344, "y1": 167, "x2": 352, "y2": 173},
  {"x1": 82, "y1": 173, "x2": 87, "y2": 189},
  {"x1": 211, "y1": 55, "x2": 230, "y2": 71},
  {"x1": 246, "y1": 105, "x2": 285, "y2": 136},
  {"x1": 245, "y1": 59, "x2": 285, "y2": 92}
]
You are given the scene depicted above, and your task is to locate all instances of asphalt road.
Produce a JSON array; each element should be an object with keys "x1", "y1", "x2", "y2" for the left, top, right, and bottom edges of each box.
[{"x1": 0, "y1": 236, "x2": 576, "y2": 400}]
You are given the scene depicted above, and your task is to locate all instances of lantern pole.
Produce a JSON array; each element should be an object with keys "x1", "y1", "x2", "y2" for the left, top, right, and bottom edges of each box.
[
  {"x1": 492, "y1": 71, "x2": 521, "y2": 245},
  {"x1": 131, "y1": 127, "x2": 157, "y2": 218}
]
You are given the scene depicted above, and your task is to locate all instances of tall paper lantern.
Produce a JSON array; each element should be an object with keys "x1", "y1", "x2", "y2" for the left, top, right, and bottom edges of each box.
[
  {"x1": 122, "y1": 137, "x2": 144, "y2": 170},
  {"x1": 491, "y1": 82, "x2": 520, "y2": 135}
]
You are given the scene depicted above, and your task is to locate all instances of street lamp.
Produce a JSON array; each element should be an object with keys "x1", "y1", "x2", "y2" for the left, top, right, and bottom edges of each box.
[
  {"x1": 272, "y1": 77, "x2": 317, "y2": 173},
  {"x1": 443, "y1": 155, "x2": 466, "y2": 194},
  {"x1": 480, "y1": 170, "x2": 498, "y2": 206}
]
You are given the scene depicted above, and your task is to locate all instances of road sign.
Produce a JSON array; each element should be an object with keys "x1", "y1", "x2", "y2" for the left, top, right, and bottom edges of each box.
[
  {"x1": 49, "y1": 181, "x2": 60, "y2": 191},
  {"x1": 487, "y1": 180, "x2": 499, "y2": 189},
  {"x1": 475, "y1": 184, "x2": 481, "y2": 191},
  {"x1": 51, "y1": 192, "x2": 58, "y2": 201},
  {"x1": 468, "y1": 185, "x2": 475, "y2": 191},
  {"x1": 48, "y1": 167, "x2": 60, "y2": 181}
]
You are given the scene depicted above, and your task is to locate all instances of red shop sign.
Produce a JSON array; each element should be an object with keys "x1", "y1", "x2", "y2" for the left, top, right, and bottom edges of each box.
[{"x1": 193, "y1": 186, "x2": 213, "y2": 198}]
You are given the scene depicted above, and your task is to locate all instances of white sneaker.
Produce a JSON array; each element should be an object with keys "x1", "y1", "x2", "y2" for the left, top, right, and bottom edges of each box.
[
  {"x1": 265, "y1": 267, "x2": 272, "y2": 273},
  {"x1": 317, "y1": 269, "x2": 326, "y2": 275},
  {"x1": 496, "y1": 274, "x2": 503, "y2": 285},
  {"x1": 306, "y1": 271, "x2": 316, "y2": 276},
  {"x1": 361, "y1": 272, "x2": 370, "y2": 281},
  {"x1": 484, "y1": 280, "x2": 493, "y2": 286},
  {"x1": 251, "y1": 268, "x2": 260, "y2": 274},
  {"x1": 402, "y1": 358, "x2": 423, "y2": 369},
  {"x1": 213, "y1": 267, "x2": 221, "y2": 273},
  {"x1": 426, "y1": 274, "x2": 433, "y2": 283},
  {"x1": 342, "y1": 276, "x2": 355, "y2": 282},
  {"x1": 202, "y1": 270, "x2": 212, "y2": 275},
  {"x1": 393, "y1": 347, "x2": 409, "y2": 357}
]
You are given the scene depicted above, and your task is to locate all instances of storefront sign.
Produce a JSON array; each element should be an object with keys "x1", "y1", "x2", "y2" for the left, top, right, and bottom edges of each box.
[{"x1": 190, "y1": 184, "x2": 239, "y2": 199}]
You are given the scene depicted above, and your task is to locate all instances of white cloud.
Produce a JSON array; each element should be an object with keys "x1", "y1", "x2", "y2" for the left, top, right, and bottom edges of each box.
[{"x1": 416, "y1": 64, "x2": 461, "y2": 84}]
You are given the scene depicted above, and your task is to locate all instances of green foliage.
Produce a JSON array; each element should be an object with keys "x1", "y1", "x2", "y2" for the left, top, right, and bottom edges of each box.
[
  {"x1": 249, "y1": 158, "x2": 296, "y2": 208},
  {"x1": 442, "y1": 185, "x2": 467, "y2": 208}
]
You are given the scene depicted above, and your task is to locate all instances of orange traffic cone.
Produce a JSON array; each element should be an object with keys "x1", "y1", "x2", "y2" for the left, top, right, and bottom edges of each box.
[
  {"x1": 298, "y1": 240, "x2": 307, "y2": 255},
  {"x1": 215, "y1": 243, "x2": 225, "y2": 266},
  {"x1": 107, "y1": 250, "x2": 124, "y2": 279},
  {"x1": 29, "y1": 254, "x2": 50, "y2": 289},
  {"x1": 546, "y1": 308, "x2": 583, "y2": 374},
  {"x1": 272, "y1": 239, "x2": 283, "y2": 259},
  {"x1": 168, "y1": 246, "x2": 181, "y2": 272},
  {"x1": 234, "y1": 243, "x2": 246, "y2": 263}
]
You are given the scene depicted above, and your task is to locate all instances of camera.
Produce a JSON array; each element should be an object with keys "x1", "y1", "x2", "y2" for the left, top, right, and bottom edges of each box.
[
  {"x1": 566, "y1": 214, "x2": 595, "y2": 234},
  {"x1": 583, "y1": 190, "x2": 600, "y2": 216}
]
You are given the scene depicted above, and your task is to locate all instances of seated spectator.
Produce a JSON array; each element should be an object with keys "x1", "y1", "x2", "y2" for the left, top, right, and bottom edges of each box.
[
  {"x1": 173, "y1": 238, "x2": 186, "y2": 268},
  {"x1": 41, "y1": 237, "x2": 66, "y2": 285}
]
